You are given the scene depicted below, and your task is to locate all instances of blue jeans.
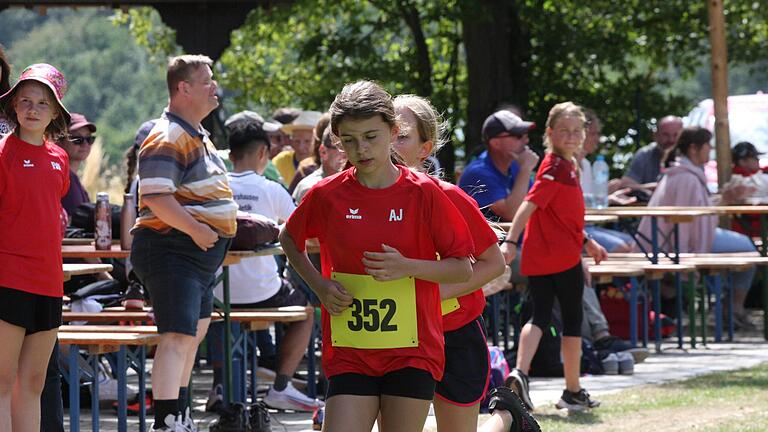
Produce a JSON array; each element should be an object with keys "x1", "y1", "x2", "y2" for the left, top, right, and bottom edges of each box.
[
  {"x1": 585, "y1": 225, "x2": 635, "y2": 252},
  {"x1": 711, "y1": 228, "x2": 757, "y2": 292}
]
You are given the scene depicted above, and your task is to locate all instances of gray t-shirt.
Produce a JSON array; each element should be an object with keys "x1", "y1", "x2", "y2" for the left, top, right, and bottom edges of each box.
[{"x1": 626, "y1": 142, "x2": 663, "y2": 184}]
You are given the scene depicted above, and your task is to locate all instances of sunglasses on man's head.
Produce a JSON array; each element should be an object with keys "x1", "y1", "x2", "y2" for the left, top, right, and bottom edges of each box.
[{"x1": 68, "y1": 136, "x2": 96, "y2": 146}]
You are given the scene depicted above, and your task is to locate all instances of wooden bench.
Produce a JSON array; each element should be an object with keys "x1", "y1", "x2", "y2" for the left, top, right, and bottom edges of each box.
[{"x1": 58, "y1": 332, "x2": 160, "y2": 432}]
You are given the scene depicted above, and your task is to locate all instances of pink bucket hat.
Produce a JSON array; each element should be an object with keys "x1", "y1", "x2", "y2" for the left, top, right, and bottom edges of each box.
[{"x1": 0, "y1": 63, "x2": 71, "y2": 124}]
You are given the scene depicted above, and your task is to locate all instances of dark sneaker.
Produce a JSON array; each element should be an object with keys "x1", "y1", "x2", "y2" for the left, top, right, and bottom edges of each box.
[
  {"x1": 209, "y1": 403, "x2": 248, "y2": 432},
  {"x1": 555, "y1": 388, "x2": 601, "y2": 411},
  {"x1": 122, "y1": 279, "x2": 146, "y2": 310},
  {"x1": 248, "y1": 402, "x2": 272, "y2": 432},
  {"x1": 487, "y1": 387, "x2": 541, "y2": 432},
  {"x1": 504, "y1": 368, "x2": 534, "y2": 411}
]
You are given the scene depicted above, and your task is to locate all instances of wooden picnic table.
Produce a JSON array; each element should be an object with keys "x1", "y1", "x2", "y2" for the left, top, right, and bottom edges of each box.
[
  {"x1": 497, "y1": 214, "x2": 619, "y2": 232},
  {"x1": 62, "y1": 244, "x2": 130, "y2": 259},
  {"x1": 62, "y1": 263, "x2": 113, "y2": 281}
]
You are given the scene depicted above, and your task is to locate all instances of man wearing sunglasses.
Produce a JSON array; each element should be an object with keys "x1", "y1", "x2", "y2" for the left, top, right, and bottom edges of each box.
[{"x1": 59, "y1": 112, "x2": 97, "y2": 216}]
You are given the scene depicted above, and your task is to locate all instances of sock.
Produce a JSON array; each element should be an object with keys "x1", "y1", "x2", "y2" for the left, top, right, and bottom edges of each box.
[
  {"x1": 178, "y1": 387, "x2": 189, "y2": 416},
  {"x1": 273, "y1": 374, "x2": 289, "y2": 391},
  {"x1": 153, "y1": 399, "x2": 179, "y2": 429}
]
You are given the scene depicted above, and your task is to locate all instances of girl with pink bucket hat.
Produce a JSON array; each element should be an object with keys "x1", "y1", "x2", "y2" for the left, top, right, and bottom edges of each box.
[{"x1": 0, "y1": 63, "x2": 72, "y2": 430}]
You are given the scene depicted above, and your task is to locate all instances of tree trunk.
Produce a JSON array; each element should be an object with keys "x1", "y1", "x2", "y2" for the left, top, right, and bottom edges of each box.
[{"x1": 461, "y1": 0, "x2": 530, "y2": 160}]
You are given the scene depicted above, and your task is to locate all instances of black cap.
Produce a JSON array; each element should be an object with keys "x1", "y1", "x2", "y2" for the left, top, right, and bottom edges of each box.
[
  {"x1": 482, "y1": 110, "x2": 535, "y2": 143},
  {"x1": 732, "y1": 141, "x2": 763, "y2": 162}
]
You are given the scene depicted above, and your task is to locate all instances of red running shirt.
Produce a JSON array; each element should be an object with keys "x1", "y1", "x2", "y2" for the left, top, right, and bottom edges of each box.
[
  {"x1": 285, "y1": 165, "x2": 474, "y2": 381},
  {"x1": 521, "y1": 153, "x2": 584, "y2": 276},
  {"x1": 0, "y1": 134, "x2": 70, "y2": 297},
  {"x1": 430, "y1": 178, "x2": 499, "y2": 332}
]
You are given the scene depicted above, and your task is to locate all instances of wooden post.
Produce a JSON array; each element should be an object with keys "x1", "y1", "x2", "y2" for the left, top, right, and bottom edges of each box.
[{"x1": 708, "y1": 0, "x2": 731, "y2": 189}]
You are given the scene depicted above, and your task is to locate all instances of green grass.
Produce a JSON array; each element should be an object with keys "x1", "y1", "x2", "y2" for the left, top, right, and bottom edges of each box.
[{"x1": 533, "y1": 362, "x2": 768, "y2": 431}]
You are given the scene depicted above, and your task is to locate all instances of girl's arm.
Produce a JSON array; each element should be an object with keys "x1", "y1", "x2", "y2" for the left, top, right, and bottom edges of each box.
[
  {"x1": 499, "y1": 200, "x2": 538, "y2": 263},
  {"x1": 278, "y1": 228, "x2": 353, "y2": 315},
  {"x1": 583, "y1": 230, "x2": 608, "y2": 264},
  {"x1": 440, "y1": 243, "x2": 505, "y2": 300},
  {"x1": 362, "y1": 244, "x2": 472, "y2": 284}
]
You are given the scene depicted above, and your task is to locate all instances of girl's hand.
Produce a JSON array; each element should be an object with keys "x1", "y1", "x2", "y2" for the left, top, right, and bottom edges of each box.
[
  {"x1": 500, "y1": 241, "x2": 517, "y2": 264},
  {"x1": 314, "y1": 278, "x2": 354, "y2": 315},
  {"x1": 362, "y1": 244, "x2": 415, "y2": 281},
  {"x1": 585, "y1": 239, "x2": 608, "y2": 264}
]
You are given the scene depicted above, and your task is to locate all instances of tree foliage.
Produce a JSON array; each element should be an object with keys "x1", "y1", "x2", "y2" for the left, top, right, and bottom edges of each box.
[{"x1": 111, "y1": 1, "x2": 768, "y2": 177}]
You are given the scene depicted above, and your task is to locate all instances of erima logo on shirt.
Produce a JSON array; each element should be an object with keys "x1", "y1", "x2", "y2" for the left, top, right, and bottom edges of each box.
[
  {"x1": 346, "y1": 208, "x2": 362, "y2": 220},
  {"x1": 23, "y1": 160, "x2": 34, "y2": 168},
  {"x1": 51, "y1": 161, "x2": 62, "y2": 171},
  {"x1": 389, "y1": 209, "x2": 403, "y2": 222}
]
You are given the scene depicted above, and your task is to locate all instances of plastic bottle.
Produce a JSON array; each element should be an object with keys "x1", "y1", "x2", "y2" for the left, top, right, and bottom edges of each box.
[
  {"x1": 94, "y1": 192, "x2": 112, "y2": 250},
  {"x1": 120, "y1": 193, "x2": 136, "y2": 250},
  {"x1": 592, "y1": 155, "x2": 610, "y2": 209}
]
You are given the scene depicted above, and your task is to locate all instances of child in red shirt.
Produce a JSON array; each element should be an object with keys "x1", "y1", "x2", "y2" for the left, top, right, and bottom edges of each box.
[
  {"x1": 281, "y1": 81, "x2": 474, "y2": 432},
  {"x1": 394, "y1": 94, "x2": 540, "y2": 432},
  {"x1": 501, "y1": 102, "x2": 607, "y2": 413},
  {"x1": 0, "y1": 64, "x2": 71, "y2": 430}
]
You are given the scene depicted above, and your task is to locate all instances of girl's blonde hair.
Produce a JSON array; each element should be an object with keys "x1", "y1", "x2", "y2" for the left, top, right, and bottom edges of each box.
[
  {"x1": 393, "y1": 94, "x2": 448, "y2": 158},
  {"x1": 543, "y1": 101, "x2": 586, "y2": 152}
]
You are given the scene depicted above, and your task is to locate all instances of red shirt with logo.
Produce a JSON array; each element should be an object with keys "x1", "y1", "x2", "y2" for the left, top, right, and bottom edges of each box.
[
  {"x1": 0, "y1": 134, "x2": 70, "y2": 297},
  {"x1": 521, "y1": 153, "x2": 584, "y2": 276},
  {"x1": 431, "y1": 178, "x2": 499, "y2": 332},
  {"x1": 285, "y1": 165, "x2": 474, "y2": 380}
]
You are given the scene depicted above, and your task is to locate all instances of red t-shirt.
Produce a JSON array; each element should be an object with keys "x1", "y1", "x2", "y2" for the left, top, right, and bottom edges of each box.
[
  {"x1": 285, "y1": 165, "x2": 474, "y2": 381},
  {"x1": 0, "y1": 134, "x2": 70, "y2": 297},
  {"x1": 431, "y1": 178, "x2": 499, "y2": 332},
  {"x1": 521, "y1": 153, "x2": 584, "y2": 276}
]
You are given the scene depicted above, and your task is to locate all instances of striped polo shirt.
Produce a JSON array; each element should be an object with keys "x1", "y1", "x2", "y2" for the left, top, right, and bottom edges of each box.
[{"x1": 133, "y1": 111, "x2": 237, "y2": 237}]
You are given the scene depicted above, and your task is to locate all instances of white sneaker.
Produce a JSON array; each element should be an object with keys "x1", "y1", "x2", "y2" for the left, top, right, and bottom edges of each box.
[
  {"x1": 94, "y1": 375, "x2": 139, "y2": 402},
  {"x1": 150, "y1": 413, "x2": 185, "y2": 431},
  {"x1": 617, "y1": 351, "x2": 634, "y2": 375},
  {"x1": 179, "y1": 407, "x2": 197, "y2": 432},
  {"x1": 264, "y1": 382, "x2": 325, "y2": 412}
]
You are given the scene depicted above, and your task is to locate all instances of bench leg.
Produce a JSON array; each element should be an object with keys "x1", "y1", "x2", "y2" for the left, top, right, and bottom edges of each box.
[
  {"x1": 67, "y1": 345, "x2": 80, "y2": 432},
  {"x1": 700, "y1": 278, "x2": 708, "y2": 346},
  {"x1": 307, "y1": 318, "x2": 317, "y2": 399},
  {"x1": 687, "y1": 275, "x2": 697, "y2": 349},
  {"x1": 652, "y1": 279, "x2": 662, "y2": 353},
  {"x1": 91, "y1": 355, "x2": 100, "y2": 432},
  {"x1": 117, "y1": 346, "x2": 127, "y2": 432},
  {"x1": 642, "y1": 279, "x2": 649, "y2": 349},
  {"x1": 250, "y1": 332, "x2": 258, "y2": 403},
  {"x1": 629, "y1": 277, "x2": 638, "y2": 348},
  {"x1": 713, "y1": 276, "x2": 723, "y2": 342},
  {"x1": 139, "y1": 347, "x2": 147, "y2": 432},
  {"x1": 727, "y1": 272, "x2": 734, "y2": 342},
  {"x1": 675, "y1": 272, "x2": 684, "y2": 349}
]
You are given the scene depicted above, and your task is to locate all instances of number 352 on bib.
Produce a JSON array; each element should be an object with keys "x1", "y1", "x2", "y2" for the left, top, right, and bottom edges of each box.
[{"x1": 330, "y1": 272, "x2": 419, "y2": 349}]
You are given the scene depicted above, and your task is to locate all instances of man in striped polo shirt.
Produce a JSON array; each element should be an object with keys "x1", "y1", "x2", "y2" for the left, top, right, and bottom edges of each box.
[{"x1": 130, "y1": 54, "x2": 238, "y2": 431}]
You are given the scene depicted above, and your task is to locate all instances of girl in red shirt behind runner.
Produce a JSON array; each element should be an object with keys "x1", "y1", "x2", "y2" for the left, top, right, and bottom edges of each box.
[
  {"x1": 0, "y1": 64, "x2": 71, "y2": 430},
  {"x1": 280, "y1": 81, "x2": 474, "y2": 432},
  {"x1": 394, "y1": 94, "x2": 540, "y2": 432},
  {"x1": 501, "y1": 102, "x2": 607, "y2": 412}
]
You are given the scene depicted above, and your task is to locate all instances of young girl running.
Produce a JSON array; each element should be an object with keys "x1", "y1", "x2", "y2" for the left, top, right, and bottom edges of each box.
[
  {"x1": 0, "y1": 63, "x2": 71, "y2": 431},
  {"x1": 501, "y1": 102, "x2": 607, "y2": 412},
  {"x1": 393, "y1": 94, "x2": 539, "y2": 432},
  {"x1": 280, "y1": 80, "x2": 475, "y2": 432}
]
